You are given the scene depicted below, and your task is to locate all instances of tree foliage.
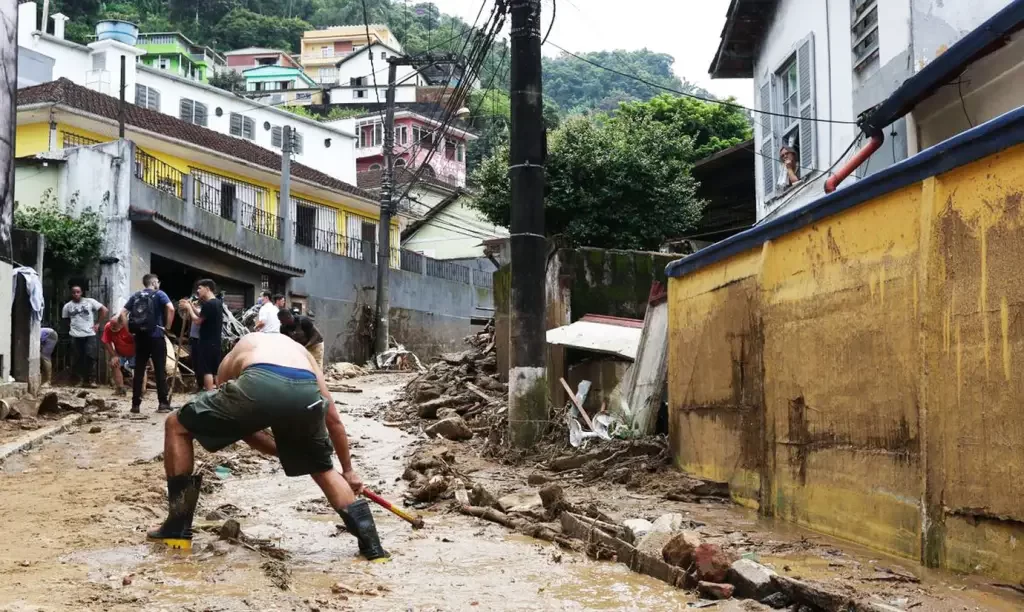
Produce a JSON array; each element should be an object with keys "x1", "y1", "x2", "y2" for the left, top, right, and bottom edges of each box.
[
  {"x1": 208, "y1": 69, "x2": 246, "y2": 94},
  {"x1": 617, "y1": 94, "x2": 752, "y2": 162},
  {"x1": 542, "y1": 50, "x2": 712, "y2": 113},
  {"x1": 14, "y1": 192, "x2": 104, "y2": 276},
  {"x1": 470, "y1": 113, "x2": 704, "y2": 251}
]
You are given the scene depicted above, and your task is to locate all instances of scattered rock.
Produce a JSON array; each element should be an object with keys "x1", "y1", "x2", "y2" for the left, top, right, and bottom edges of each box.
[
  {"x1": 219, "y1": 519, "x2": 243, "y2": 541},
  {"x1": 759, "y1": 592, "x2": 791, "y2": 609},
  {"x1": 694, "y1": 543, "x2": 736, "y2": 583},
  {"x1": 410, "y1": 475, "x2": 449, "y2": 502},
  {"x1": 417, "y1": 396, "x2": 465, "y2": 419},
  {"x1": 425, "y1": 416, "x2": 473, "y2": 441},
  {"x1": 88, "y1": 425, "x2": 102, "y2": 434},
  {"x1": 37, "y1": 392, "x2": 59, "y2": 415},
  {"x1": 0, "y1": 399, "x2": 8, "y2": 420},
  {"x1": 636, "y1": 530, "x2": 675, "y2": 559},
  {"x1": 698, "y1": 581, "x2": 735, "y2": 600},
  {"x1": 527, "y1": 473, "x2": 552, "y2": 485},
  {"x1": 497, "y1": 491, "x2": 543, "y2": 514},
  {"x1": 440, "y1": 351, "x2": 472, "y2": 365},
  {"x1": 650, "y1": 513, "x2": 684, "y2": 534},
  {"x1": 326, "y1": 362, "x2": 367, "y2": 379},
  {"x1": 414, "y1": 386, "x2": 442, "y2": 403},
  {"x1": 469, "y1": 483, "x2": 499, "y2": 508},
  {"x1": 622, "y1": 518, "x2": 653, "y2": 544},
  {"x1": 76, "y1": 390, "x2": 90, "y2": 399},
  {"x1": 122, "y1": 575, "x2": 133, "y2": 586},
  {"x1": 729, "y1": 558, "x2": 777, "y2": 600},
  {"x1": 436, "y1": 407, "x2": 460, "y2": 420},
  {"x1": 662, "y1": 530, "x2": 702, "y2": 568}
]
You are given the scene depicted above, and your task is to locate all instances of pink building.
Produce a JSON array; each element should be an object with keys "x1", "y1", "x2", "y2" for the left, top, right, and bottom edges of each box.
[
  {"x1": 350, "y1": 111, "x2": 477, "y2": 187},
  {"x1": 224, "y1": 47, "x2": 302, "y2": 73}
]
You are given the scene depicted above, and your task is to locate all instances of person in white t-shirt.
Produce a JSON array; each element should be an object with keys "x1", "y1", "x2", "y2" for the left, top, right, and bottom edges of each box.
[{"x1": 255, "y1": 292, "x2": 285, "y2": 333}]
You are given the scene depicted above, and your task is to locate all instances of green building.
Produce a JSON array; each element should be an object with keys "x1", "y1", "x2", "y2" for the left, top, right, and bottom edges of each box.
[{"x1": 136, "y1": 32, "x2": 226, "y2": 83}]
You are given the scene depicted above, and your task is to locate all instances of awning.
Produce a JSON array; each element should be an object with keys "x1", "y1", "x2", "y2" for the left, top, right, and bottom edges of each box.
[{"x1": 546, "y1": 315, "x2": 644, "y2": 361}]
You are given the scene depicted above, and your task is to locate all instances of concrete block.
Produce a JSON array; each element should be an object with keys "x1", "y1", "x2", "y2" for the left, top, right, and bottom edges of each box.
[
  {"x1": 728, "y1": 558, "x2": 777, "y2": 599},
  {"x1": 622, "y1": 518, "x2": 653, "y2": 544},
  {"x1": 650, "y1": 512, "x2": 683, "y2": 533}
]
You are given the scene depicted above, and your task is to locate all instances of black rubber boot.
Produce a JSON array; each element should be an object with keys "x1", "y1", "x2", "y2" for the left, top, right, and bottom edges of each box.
[
  {"x1": 147, "y1": 474, "x2": 202, "y2": 550},
  {"x1": 337, "y1": 499, "x2": 390, "y2": 561}
]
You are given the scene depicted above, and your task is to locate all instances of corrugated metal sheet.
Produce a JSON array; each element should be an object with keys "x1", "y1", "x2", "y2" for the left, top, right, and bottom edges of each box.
[{"x1": 546, "y1": 320, "x2": 642, "y2": 360}]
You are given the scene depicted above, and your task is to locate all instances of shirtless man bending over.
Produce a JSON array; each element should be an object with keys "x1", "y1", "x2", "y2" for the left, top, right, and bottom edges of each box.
[{"x1": 147, "y1": 333, "x2": 388, "y2": 561}]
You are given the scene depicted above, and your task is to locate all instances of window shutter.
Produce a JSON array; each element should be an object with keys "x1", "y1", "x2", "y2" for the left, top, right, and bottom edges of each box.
[
  {"x1": 179, "y1": 98, "x2": 192, "y2": 122},
  {"x1": 759, "y1": 80, "x2": 774, "y2": 197},
  {"x1": 271, "y1": 126, "x2": 283, "y2": 148},
  {"x1": 797, "y1": 34, "x2": 816, "y2": 174},
  {"x1": 135, "y1": 84, "x2": 146, "y2": 107},
  {"x1": 149, "y1": 88, "x2": 160, "y2": 111},
  {"x1": 243, "y1": 117, "x2": 255, "y2": 140},
  {"x1": 195, "y1": 102, "x2": 208, "y2": 127},
  {"x1": 293, "y1": 132, "x2": 304, "y2": 155}
]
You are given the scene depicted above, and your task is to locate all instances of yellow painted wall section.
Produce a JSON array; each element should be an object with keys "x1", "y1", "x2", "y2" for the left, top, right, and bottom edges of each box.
[
  {"x1": 16, "y1": 123, "x2": 51, "y2": 158},
  {"x1": 667, "y1": 141, "x2": 1024, "y2": 581}
]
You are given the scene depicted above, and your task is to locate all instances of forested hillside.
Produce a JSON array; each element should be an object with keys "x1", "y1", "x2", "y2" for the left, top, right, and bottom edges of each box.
[{"x1": 39, "y1": 1, "x2": 705, "y2": 113}]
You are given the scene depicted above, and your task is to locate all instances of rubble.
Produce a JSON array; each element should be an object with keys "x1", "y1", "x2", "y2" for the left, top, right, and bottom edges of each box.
[
  {"x1": 622, "y1": 518, "x2": 653, "y2": 544},
  {"x1": 694, "y1": 543, "x2": 737, "y2": 583},
  {"x1": 662, "y1": 530, "x2": 702, "y2": 568},
  {"x1": 697, "y1": 581, "x2": 735, "y2": 600},
  {"x1": 729, "y1": 559, "x2": 777, "y2": 600},
  {"x1": 425, "y1": 416, "x2": 473, "y2": 441}
]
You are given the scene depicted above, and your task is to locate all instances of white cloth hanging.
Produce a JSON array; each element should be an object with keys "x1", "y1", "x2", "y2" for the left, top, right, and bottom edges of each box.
[{"x1": 12, "y1": 267, "x2": 44, "y2": 320}]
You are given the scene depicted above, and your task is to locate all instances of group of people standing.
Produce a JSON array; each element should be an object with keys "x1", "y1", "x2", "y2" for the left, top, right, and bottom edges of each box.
[{"x1": 45, "y1": 278, "x2": 323, "y2": 413}]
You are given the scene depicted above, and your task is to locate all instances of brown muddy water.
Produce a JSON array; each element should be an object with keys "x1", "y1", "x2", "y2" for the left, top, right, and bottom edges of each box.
[{"x1": 0, "y1": 376, "x2": 1020, "y2": 611}]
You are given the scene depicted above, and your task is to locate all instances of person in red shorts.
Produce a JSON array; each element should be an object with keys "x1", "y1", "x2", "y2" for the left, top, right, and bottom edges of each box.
[{"x1": 101, "y1": 317, "x2": 145, "y2": 396}]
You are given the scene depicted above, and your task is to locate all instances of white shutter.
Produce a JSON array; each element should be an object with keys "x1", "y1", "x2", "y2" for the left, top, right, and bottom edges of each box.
[
  {"x1": 230, "y1": 113, "x2": 242, "y2": 136},
  {"x1": 179, "y1": 98, "x2": 193, "y2": 122},
  {"x1": 796, "y1": 34, "x2": 816, "y2": 174},
  {"x1": 148, "y1": 88, "x2": 160, "y2": 111},
  {"x1": 134, "y1": 84, "x2": 146, "y2": 106},
  {"x1": 195, "y1": 102, "x2": 208, "y2": 127},
  {"x1": 271, "y1": 126, "x2": 283, "y2": 148},
  {"x1": 293, "y1": 131, "x2": 304, "y2": 155},
  {"x1": 759, "y1": 80, "x2": 774, "y2": 198}
]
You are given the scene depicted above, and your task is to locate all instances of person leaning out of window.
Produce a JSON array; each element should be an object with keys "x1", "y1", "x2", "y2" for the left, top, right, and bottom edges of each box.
[{"x1": 778, "y1": 144, "x2": 802, "y2": 190}]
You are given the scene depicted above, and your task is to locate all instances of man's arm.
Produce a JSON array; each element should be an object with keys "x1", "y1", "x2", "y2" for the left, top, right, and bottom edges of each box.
[
  {"x1": 305, "y1": 349, "x2": 360, "y2": 492},
  {"x1": 164, "y1": 302, "x2": 175, "y2": 331},
  {"x1": 96, "y1": 302, "x2": 109, "y2": 326},
  {"x1": 61, "y1": 302, "x2": 69, "y2": 319}
]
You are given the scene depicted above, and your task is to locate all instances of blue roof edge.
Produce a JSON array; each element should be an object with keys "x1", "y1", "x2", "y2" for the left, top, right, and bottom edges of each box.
[{"x1": 665, "y1": 102, "x2": 1024, "y2": 279}]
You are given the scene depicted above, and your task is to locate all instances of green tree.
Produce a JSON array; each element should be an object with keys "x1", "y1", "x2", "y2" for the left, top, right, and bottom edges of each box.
[
  {"x1": 470, "y1": 113, "x2": 703, "y2": 250},
  {"x1": 213, "y1": 8, "x2": 311, "y2": 52},
  {"x1": 13, "y1": 192, "x2": 105, "y2": 277},
  {"x1": 617, "y1": 94, "x2": 752, "y2": 162},
  {"x1": 208, "y1": 70, "x2": 246, "y2": 94}
]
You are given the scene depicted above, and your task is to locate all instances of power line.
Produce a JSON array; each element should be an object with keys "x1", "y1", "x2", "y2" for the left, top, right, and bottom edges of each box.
[{"x1": 543, "y1": 40, "x2": 859, "y2": 126}]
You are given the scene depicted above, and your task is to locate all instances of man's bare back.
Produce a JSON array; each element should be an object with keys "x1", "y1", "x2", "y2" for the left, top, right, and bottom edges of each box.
[{"x1": 217, "y1": 332, "x2": 318, "y2": 383}]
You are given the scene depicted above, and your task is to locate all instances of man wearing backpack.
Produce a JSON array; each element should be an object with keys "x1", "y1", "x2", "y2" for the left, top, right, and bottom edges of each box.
[{"x1": 121, "y1": 274, "x2": 175, "y2": 414}]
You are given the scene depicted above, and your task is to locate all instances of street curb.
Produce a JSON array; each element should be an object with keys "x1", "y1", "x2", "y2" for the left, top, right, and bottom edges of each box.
[{"x1": 0, "y1": 413, "x2": 87, "y2": 464}]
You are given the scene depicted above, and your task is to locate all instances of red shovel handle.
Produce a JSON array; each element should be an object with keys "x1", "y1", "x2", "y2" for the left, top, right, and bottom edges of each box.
[{"x1": 363, "y1": 487, "x2": 425, "y2": 529}]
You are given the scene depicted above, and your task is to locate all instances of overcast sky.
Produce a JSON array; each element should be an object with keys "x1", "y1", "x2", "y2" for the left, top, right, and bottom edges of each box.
[{"x1": 426, "y1": 0, "x2": 754, "y2": 106}]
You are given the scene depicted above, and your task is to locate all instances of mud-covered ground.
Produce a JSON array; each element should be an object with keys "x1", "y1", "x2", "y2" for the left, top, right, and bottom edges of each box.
[{"x1": 0, "y1": 375, "x2": 1020, "y2": 611}]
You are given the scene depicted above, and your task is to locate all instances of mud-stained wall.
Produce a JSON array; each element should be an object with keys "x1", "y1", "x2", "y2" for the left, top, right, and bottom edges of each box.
[{"x1": 667, "y1": 140, "x2": 1024, "y2": 580}]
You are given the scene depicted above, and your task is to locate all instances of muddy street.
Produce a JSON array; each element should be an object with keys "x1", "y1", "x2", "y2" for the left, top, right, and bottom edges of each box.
[{"x1": 0, "y1": 374, "x2": 1020, "y2": 611}]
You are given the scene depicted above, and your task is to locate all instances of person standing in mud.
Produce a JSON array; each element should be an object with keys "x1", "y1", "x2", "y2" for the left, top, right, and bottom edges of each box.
[
  {"x1": 61, "y1": 285, "x2": 108, "y2": 388},
  {"x1": 147, "y1": 333, "x2": 388, "y2": 561},
  {"x1": 278, "y1": 309, "x2": 325, "y2": 370}
]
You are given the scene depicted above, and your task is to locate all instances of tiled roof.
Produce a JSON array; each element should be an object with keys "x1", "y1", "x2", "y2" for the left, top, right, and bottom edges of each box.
[
  {"x1": 356, "y1": 168, "x2": 462, "y2": 193},
  {"x1": 18, "y1": 78, "x2": 376, "y2": 202}
]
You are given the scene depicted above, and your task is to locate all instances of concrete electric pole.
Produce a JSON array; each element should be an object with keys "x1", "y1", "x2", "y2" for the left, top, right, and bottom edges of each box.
[
  {"x1": 507, "y1": 0, "x2": 547, "y2": 448},
  {"x1": 373, "y1": 54, "x2": 464, "y2": 356}
]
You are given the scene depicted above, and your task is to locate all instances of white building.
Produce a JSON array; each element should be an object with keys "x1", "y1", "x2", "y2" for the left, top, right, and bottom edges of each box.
[
  {"x1": 711, "y1": 0, "x2": 1024, "y2": 222},
  {"x1": 328, "y1": 43, "x2": 423, "y2": 105},
  {"x1": 16, "y1": 1, "x2": 358, "y2": 185}
]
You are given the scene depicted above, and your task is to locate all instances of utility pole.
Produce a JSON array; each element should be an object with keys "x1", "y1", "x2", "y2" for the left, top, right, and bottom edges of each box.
[
  {"x1": 373, "y1": 61, "x2": 398, "y2": 356},
  {"x1": 507, "y1": 0, "x2": 546, "y2": 448},
  {"x1": 373, "y1": 53, "x2": 462, "y2": 356},
  {"x1": 119, "y1": 55, "x2": 126, "y2": 138},
  {"x1": 281, "y1": 125, "x2": 294, "y2": 301}
]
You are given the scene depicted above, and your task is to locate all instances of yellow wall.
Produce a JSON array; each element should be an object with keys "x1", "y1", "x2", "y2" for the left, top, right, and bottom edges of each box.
[
  {"x1": 15, "y1": 121, "x2": 387, "y2": 242},
  {"x1": 667, "y1": 141, "x2": 1024, "y2": 581}
]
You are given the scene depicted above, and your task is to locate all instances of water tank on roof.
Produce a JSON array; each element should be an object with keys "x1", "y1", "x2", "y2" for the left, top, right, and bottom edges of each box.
[{"x1": 95, "y1": 20, "x2": 139, "y2": 45}]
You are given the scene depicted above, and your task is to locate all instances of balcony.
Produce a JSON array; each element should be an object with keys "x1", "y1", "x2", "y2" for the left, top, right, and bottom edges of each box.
[{"x1": 130, "y1": 149, "x2": 298, "y2": 276}]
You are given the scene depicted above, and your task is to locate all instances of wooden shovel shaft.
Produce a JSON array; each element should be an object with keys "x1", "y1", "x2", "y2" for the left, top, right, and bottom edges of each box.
[{"x1": 363, "y1": 488, "x2": 425, "y2": 529}]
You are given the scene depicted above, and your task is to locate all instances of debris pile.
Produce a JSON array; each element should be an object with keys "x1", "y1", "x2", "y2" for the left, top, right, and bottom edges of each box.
[
  {"x1": 384, "y1": 322, "x2": 505, "y2": 434},
  {"x1": 373, "y1": 339, "x2": 426, "y2": 372}
]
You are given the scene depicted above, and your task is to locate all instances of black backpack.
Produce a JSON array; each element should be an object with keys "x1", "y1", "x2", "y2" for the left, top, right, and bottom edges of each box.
[{"x1": 128, "y1": 290, "x2": 158, "y2": 335}]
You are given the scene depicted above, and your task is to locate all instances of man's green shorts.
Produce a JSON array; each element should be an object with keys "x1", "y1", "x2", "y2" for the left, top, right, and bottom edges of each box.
[{"x1": 177, "y1": 364, "x2": 333, "y2": 477}]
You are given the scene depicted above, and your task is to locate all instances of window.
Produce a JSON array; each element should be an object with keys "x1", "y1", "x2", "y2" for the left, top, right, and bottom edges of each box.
[
  {"x1": 271, "y1": 125, "x2": 283, "y2": 148},
  {"x1": 229, "y1": 112, "x2": 255, "y2": 140},
  {"x1": 394, "y1": 158, "x2": 407, "y2": 167},
  {"x1": 158, "y1": 57, "x2": 170, "y2": 70},
  {"x1": 851, "y1": 0, "x2": 879, "y2": 74},
  {"x1": 179, "y1": 98, "x2": 208, "y2": 126},
  {"x1": 350, "y1": 76, "x2": 365, "y2": 87},
  {"x1": 135, "y1": 84, "x2": 161, "y2": 111},
  {"x1": 91, "y1": 52, "x2": 106, "y2": 71},
  {"x1": 456, "y1": 143, "x2": 465, "y2": 163},
  {"x1": 380, "y1": 52, "x2": 388, "y2": 60},
  {"x1": 292, "y1": 131, "x2": 304, "y2": 155},
  {"x1": 321, "y1": 46, "x2": 334, "y2": 58},
  {"x1": 369, "y1": 163, "x2": 382, "y2": 171},
  {"x1": 758, "y1": 34, "x2": 816, "y2": 202},
  {"x1": 395, "y1": 126, "x2": 408, "y2": 145},
  {"x1": 318, "y1": 67, "x2": 337, "y2": 84},
  {"x1": 412, "y1": 125, "x2": 429, "y2": 144},
  {"x1": 354, "y1": 90, "x2": 367, "y2": 99},
  {"x1": 257, "y1": 57, "x2": 276, "y2": 66}
]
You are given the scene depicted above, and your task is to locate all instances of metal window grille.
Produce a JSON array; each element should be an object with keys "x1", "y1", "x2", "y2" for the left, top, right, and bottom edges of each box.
[
  {"x1": 425, "y1": 257, "x2": 471, "y2": 284},
  {"x1": 241, "y1": 202, "x2": 282, "y2": 239},
  {"x1": 62, "y1": 132, "x2": 101, "y2": 149},
  {"x1": 193, "y1": 168, "x2": 270, "y2": 231},
  {"x1": 134, "y1": 148, "x2": 184, "y2": 199}
]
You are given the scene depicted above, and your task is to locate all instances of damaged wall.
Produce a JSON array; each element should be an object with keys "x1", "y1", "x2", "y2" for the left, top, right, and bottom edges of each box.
[{"x1": 667, "y1": 132, "x2": 1024, "y2": 580}]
